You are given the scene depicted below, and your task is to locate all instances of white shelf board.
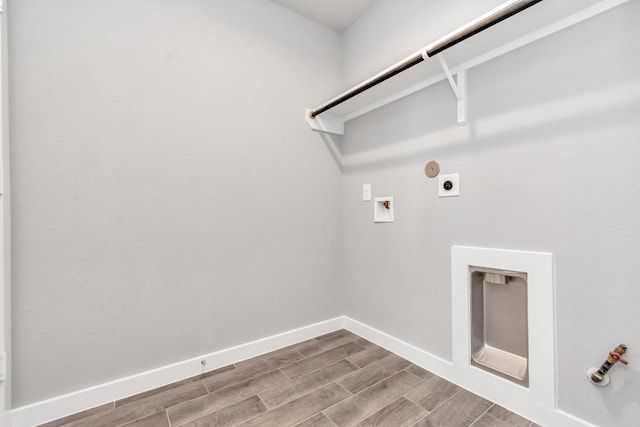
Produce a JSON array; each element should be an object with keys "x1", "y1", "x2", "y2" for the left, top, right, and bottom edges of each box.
[{"x1": 307, "y1": 0, "x2": 627, "y2": 134}]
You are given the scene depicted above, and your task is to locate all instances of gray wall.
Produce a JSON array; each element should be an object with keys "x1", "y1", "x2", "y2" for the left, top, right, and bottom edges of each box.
[
  {"x1": 9, "y1": 0, "x2": 640, "y2": 424},
  {"x1": 9, "y1": 0, "x2": 343, "y2": 406},
  {"x1": 341, "y1": 1, "x2": 640, "y2": 426}
]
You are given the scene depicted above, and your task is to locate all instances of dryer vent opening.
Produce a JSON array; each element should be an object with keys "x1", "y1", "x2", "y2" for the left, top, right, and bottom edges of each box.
[{"x1": 470, "y1": 267, "x2": 529, "y2": 387}]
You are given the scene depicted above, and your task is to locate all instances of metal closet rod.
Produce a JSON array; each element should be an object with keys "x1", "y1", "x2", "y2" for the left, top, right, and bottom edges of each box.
[{"x1": 308, "y1": 0, "x2": 543, "y2": 119}]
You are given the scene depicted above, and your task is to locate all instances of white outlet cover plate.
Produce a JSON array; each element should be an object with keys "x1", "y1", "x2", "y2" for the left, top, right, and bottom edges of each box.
[
  {"x1": 363, "y1": 184, "x2": 371, "y2": 201},
  {"x1": 438, "y1": 173, "x2": 460, "y2": 197}
]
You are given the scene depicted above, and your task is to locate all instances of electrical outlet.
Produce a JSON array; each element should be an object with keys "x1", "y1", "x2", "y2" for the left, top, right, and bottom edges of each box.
[{"x1": 438, "y1": 173, "x2": 460, "y2": 197}]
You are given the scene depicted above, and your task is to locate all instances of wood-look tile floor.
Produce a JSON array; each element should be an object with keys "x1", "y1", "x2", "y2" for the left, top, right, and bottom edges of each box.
[{"x1": 39, "y1": 330, "x2": 540, "y2": 427}]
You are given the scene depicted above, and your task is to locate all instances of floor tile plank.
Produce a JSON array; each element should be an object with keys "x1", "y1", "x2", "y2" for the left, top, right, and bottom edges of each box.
[
  {"x1": 295, "y1": 412, "x2": 337, "y2": 427},
  {"x1": 346, "y1": 345, "x2": 391, "y2": 369},
  {"x1": 295, "y1": 331, "x2": 359, "y2": 358},
  {"x1": 355, "y1": 397, "x2": 427, "y2": 427},
  {"x1": 414, "y1": 390, "x2": 492, "y2": 427},
  {"x1": 204, "y1": 349, "x2": 303, "y2": 391},
  {"x1": 470, "y1": 413, "x2": 509, "y2": 427},
  {"x1": 237, "y1": 383, "x2": 350, "y2": 427},
  {"x1": 37, "y1": 402, "x2": 115, "y2": 427},
  {"x1": 315, "y1": 330, "x2": 348, "y2": 341},
  {"x1": 181, "y1": 396, "x2": 266, "y2": 427},
  {"x1": 355, "y1": 338, "x2": 374, "y2": 348},
  {"x1": 260, "y1": 360, "x2": 358, "y2": 409},
  {"x1": 281, "y1": 342, "x2": 365, "y2": 379},
  {"x1": 168, "y1": 369, "x2": 287, "y2": 426},
  {"x1": 405, "y1": 377, "x2": 461, "y2": 411},
  {"x1": 487, "y1": 405, "x2": 531, "y2": 427},
  {"x1": 404, "y1": 365, "x2": 435, "y2": 381},
  {"x1": 234, "y1": 346, "x2": 304, "y2": 369},
  {"x1": 325, "y1": 371, "x2": 423, "y2": 427},
  {"x1": 338, "y1": 354, "x2": 412, "y2": 394},
  {"x1": 115, "y1": 365, "x2": 235, "y2": 407},
  {"x1": 64, "y1": 380, "x2": 207, "y2": 427},
  {"x1": 120, "y1": 411, "x2": 170, "y2": 427}
]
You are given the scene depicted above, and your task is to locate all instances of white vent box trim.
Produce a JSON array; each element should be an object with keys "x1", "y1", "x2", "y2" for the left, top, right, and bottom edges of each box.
[{"x1": 451, "y1": 246, "x2": 556, "y2": 409}]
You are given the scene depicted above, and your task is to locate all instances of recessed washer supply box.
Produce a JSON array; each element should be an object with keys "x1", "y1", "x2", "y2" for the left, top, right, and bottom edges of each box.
[{"x1": 374, "y1": 197, "x2": 393, "y2": 222}]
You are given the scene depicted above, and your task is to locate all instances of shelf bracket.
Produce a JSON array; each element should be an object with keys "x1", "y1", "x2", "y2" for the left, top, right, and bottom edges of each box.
[
  {"x1": 437, "y1": 54, "x2": 467, "y2": 125},
  {"x1": 305, "y1": 108, "x2": 344, "y2": 135}
]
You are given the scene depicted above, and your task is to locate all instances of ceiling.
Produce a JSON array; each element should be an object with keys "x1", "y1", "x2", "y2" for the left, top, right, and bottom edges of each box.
[{"x1": 269, "y1": 0, "x2": 376, "y2": 33}]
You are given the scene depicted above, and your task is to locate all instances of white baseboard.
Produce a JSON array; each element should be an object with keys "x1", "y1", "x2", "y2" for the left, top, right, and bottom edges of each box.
[
  {"x1": 342, "y1": 316, "x2": 595, "y2": 427},
  {"x1": 7, "y1": 316, "x2": 593, "y2": 427},
  {"x1": 9, "y1": 317, "x2": 344, "y2": 427}
]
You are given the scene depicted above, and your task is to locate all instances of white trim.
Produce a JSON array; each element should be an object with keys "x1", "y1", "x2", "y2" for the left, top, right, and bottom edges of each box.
[
  {"x1": 7, "y1": 315, "x2": 596, "y2": 427},
  {"x1": 9, "y1": 317, "x2": 344, "y2": 427},
  {"x1": 343, "y1": 316, "x2": 594, "y2": 427}
]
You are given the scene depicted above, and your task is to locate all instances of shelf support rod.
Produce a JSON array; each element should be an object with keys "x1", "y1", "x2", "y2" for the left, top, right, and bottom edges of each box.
[{"x1": 437, "y1": 54, "x2": 467, "y2": 124}]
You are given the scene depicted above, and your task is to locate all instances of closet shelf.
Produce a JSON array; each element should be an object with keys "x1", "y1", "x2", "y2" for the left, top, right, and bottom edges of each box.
[{"x1": 305, "y1": 0, "x2": 627, "y2": 136}]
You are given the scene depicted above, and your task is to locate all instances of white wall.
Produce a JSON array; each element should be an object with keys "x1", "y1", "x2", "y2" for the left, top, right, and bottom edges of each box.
[
  {"x1": 341, "y1": 1, "x2": 640, "y2": 426},
  {"x1": 8, "y1": 0, "x2": 343, "y2": 406}
]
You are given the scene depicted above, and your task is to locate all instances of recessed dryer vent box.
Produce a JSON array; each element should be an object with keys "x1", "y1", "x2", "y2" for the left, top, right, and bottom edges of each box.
[
  {"x1": 374, "y1": 197, "x2": 393, "y2": 223},
  {"x1": 451, "y1": 246, "x2": 555, "y2": 411},
  {"x1": 470, "y1": 266, "x2": 529, "y2": 387}
]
